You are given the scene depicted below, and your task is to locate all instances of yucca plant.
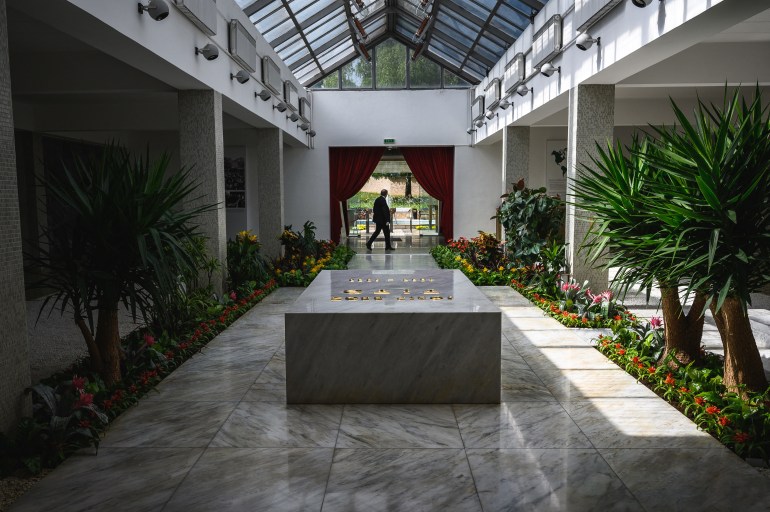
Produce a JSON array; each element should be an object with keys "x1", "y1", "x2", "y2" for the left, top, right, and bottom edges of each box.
[
  {"x1": 641, "y1": 87, "x2": 770, "y2": 392},
  {"x1": 573, "y1": 136, "x2": 707, "y2": 366},
  {"x1": 32, "y1": 142, "x2": 215, "y2": 386}
]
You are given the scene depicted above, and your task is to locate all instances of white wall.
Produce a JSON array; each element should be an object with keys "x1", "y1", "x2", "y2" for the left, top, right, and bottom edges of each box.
[{"x1": 285, "y1": 88, "x2": 506, "y2": 240}]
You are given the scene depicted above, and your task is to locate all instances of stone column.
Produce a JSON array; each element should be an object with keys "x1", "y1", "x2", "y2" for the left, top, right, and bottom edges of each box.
[
  {"x1": 0, "y1": 0, "x2": 31, "y2": 434},
  {"x1": 566, "y1": 84, "x2": 615, "y2": 291},
  {"x1": 255, "y1": 128, "x2": 283, "y2": 260},
  {"x1": 502, "y1": 126, "x2": 530, "y2": 193},
  {"x1": 178, "y1": 90, "x2": 226, "y2": 295}
]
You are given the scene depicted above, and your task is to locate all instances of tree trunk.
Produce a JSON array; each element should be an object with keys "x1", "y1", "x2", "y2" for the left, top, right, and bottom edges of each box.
[
  {"x1": 710, "y1": 296, "x2": 768, "y2": 393},
  {"x1": 659, "y1": 286, "x2": 707, "y2": 367},
  {"x1": 93, "y1": 302, "x2": 122, "y2": 386},
  {"x1": 75, "y1": 315, "x2": 103, "y2": 375}
]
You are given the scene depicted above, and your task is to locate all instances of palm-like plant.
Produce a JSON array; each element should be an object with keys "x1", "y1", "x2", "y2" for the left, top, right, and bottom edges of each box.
[
  {"x1": 573, "y1": 136, "x2": 707, "y2": 366},
  {"x1": 642, "y1": 87, "x2": 770, "y2": 392},
  {"x1": 33, "y1": 143, "x2": 214, "y2": 386}
]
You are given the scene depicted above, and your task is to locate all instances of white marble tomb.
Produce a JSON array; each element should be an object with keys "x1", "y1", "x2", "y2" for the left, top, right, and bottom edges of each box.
[{"x1": 285, "y1": 269, "x2": 501, "y2": 403}]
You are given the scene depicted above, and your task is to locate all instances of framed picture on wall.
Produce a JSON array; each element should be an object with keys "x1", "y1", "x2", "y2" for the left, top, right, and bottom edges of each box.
[
  {"x1": 224, "y1": 148, "x2": 246, "y2": 209},
  {"x1": 545, "y1": 140, "x2": 568, "y2": 200}
]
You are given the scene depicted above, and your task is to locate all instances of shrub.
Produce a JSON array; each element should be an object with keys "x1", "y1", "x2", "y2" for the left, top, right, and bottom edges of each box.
[{"x1": 227, "y1": 230, "x2": 271, "y2": 294}]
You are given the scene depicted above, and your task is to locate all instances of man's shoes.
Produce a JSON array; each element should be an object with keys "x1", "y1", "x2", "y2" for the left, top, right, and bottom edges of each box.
[
  {"x1": 366, "y1": 244, "x2": 372, "y2": 251},
  {"x1": 385, "y1": 247, "x2": 396, "y2": 251}
]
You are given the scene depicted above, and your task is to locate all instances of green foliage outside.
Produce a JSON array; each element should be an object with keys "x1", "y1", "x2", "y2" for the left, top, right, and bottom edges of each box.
[{"x1": 375, "y1": 39, "x2": 406, "y2": 88}]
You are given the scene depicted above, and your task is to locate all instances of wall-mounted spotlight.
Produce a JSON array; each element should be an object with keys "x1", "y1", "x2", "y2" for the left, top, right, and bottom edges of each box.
[
  {"x1": 484, "y1": 110, "x2": 496, "y2": 120},
  {"x1": 576, "y1": 33, "x2": 600, "y2": 51},
  {"x1": 631, "y1": 0, "x2": 658, "y2": 6},
  {"x1": 499, "y1": 98, "x2": 511, "y2": 109},
  {"x1": 255, "y1": 89, "x2": 271, "y2": 101},
  {"x1": 195, "y1": 44, "x2": 219, "y2": 61},
  {"x1": 138, "y1": 0, "x2": 169, "y2": 20},
  {"x1": 230, "y1": 70, "x2": 250, "y2": 84},
  {"x1": 287, "y1": 112, "x2": 300, "y2": 122},
  {"x1": 516, "y1": 84, "x2": 531, "y2": 97},
  {"x1": 474, "y1": 119, "x2": 485, "y2": 128},
  {"x1": 274, "y1": 102, "x2": 288, "y2": 113},
  {"x1": 466, "y1": 127, "x2": 476, "y2": 134},
  {"x1": 300, "y1": 122, "x2": 310, "y2": 131},
  {"x1": 540, "y1": 62, "x2": 560, "y2": 77},
  {"x1": 307, "y1": 130, "x2": 317, "y2": 137}
]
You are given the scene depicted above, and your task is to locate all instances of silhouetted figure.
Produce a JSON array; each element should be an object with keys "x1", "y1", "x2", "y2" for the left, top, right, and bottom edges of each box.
[{"x1": 366, "y1": 189, "x2": 395, "y2": 251}]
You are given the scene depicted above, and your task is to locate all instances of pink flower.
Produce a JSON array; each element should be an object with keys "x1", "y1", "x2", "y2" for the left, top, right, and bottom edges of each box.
[
  {"x1": 143, "y1": 333, "x2": 156, "y2": 347},
  {"x1": 650, "y1": 316, "x2": 663, "y2": 329},
  {"x1": 71, "y1": 375, "x2": 86, "y2": 390},
  {"x1": 600, "y1": 290, "x2": 613, "y2": 302},
  {"x1": 74, "y1": 392, "x2": 94, "y2": 408},
  {"x1": 229, "y1": 291, "x2": 237, "y2": 301}
]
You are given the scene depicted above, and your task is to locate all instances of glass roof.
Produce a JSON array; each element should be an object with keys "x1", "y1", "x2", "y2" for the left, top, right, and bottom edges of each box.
[{"x1": 238, "y1": 0, "x2": 544, "y2": 86}]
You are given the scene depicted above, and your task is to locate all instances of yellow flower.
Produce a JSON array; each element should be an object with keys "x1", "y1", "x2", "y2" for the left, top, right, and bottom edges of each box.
[
  {"x1": 498, "y1": 266, "x2": 504, "y2": 272},
  {"x1": 275, "y1": 269, "x2": 282, "y2": 275},
  {"x1": 483, "y1": 268, "x2": 489, "y2": 273},
  {"x1": 455, "y1": 256, "x2": 462, "y2": 261}
]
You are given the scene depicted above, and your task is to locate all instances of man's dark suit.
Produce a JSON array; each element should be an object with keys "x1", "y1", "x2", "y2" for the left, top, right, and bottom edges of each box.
[{"x1": 367, "y1": 194, "x2": 394, "y2": 250}]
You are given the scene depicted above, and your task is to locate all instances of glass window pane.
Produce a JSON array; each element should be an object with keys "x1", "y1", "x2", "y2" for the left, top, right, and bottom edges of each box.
[
  {"x1": 410, "y1": 57, "x2": 441, "y2": 88},
  {"x1": 443, "y1": 69, "x2": 470, "y2": 88},
  {"x1": 496, "y1": 4, "x2": 529, "y2": 30},
  {"x1": 312, "y1": 72, "x2": 340, "y2": 89},
  {"x1": 375, "y1": 39, "x2": 406, "y2": 89},
  {"x1": 341, "y1": 56, "x2": 373, "y2": 88}
]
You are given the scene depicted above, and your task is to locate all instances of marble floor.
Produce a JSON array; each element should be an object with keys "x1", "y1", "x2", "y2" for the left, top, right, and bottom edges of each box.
[{"x1": 11, "y1": 252, "x2": 770, "y2": 511}]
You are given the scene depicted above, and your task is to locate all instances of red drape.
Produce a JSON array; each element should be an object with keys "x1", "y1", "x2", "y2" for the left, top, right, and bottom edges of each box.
[
  {"x1": 401, "y1": 146, "x2": 454, "y2": 241},
  {"x1": 329, "y1": 147, "x2": 385, "y2": 243}
]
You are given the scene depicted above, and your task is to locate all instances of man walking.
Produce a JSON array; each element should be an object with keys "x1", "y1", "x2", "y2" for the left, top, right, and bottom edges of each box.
[{"x1": 366, "y1": 189, "x2": 395, "y2": 251}]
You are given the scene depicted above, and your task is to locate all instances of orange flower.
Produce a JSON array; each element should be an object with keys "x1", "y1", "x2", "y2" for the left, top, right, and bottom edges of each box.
[
  {"x1": 664, "y1": 373, "x2": 675, "y2": 386},
  {"x1": 695, "y1": 396, "x2": 705, "y2": 406},
  {"x1": 718, "y1": 416, "x2": 730, "y2": 426},
  {"x1": 647, "y1": 366, "x2": 656, "y2": 374},
  {"x1": 706, "y1": 405, "x2": 720, "y2": 415},
  {"x1": 679, "y1": 386, "x2": 689, "y2": 393},
  {"x1": 618, "y1": 349, "x2": 626, "y2": 355}
]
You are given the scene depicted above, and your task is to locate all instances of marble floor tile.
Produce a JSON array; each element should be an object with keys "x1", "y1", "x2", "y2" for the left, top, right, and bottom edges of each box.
[
  {"x1": 164, "y1": 448, "x2": 333, "y2": 512},
  {"x1": 600, "y1": 447, "x2": 770, "y2": 512},
  {"x1": 504, "y1": 329, "x2": 590, "y2": 349},
  {"x1": 500, "y1": 306, "x2": 552, "y2": 318},
  {"x1": 101, "y1": 400, "x2": 237, "y2": 448},
  {"x1": 562, "y1": 398, "x2": 718, "y2": 449},
  {"x1": 323, "y1": 449, "x2": 481, "y2": 512},
  {"x1": 210, "y1": 401, "x2": 342, "y2": 448},
  {"x1": 254, "y1": 353, "x2": 287, "y2": 387},
  {"x1": 241, "y1": 383, "x2": 288, "y2": 402},
  {"x1": 504, "y1": 316, "x2": 565, "y2": 330},
  {"x1": 8, "y1": 448, "x2": 202, "y2": 512},
  {"x1": 538, "y1": 368, "x2": 659, "y2": 401},
  {"x1": 466, "y1": 448, "x2": 644, "y2": 512},
  {"x1": 520, "y1": 346, "x2": 618, "y2": 371},
  {"x1": 481, "y1": 287, "x2": 532, "y2": 307},
  {"x1": 175, "y1": 344, "x2": 276, "y2": 373},
  {"x1": 336, "y1": 405, "x2": 463, "y2": 448},
  {"x1": 144, "y1": 370, "x2": 259, "y2": 402},
  {"x1": 500, "y1": 368, "x2": 557, "y2": 402},
  {"x1": 454, "y1": 403, "x2": 591, "y2": 449}
]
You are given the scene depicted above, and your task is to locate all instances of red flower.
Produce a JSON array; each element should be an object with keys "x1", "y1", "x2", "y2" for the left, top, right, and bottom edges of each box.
[
  {"x1": 679, "y1": 387, "x2": 689, "y2": 393},
  {"x1": 664, "y1": 373, "x2": 675, "y2": 386},
  {"x1": 733, "y1": 431, "x2": 751, "y2": 443},
  {"x1": 229, "y1": 291, "x2": 237, "y2": 300},
  {"x1": 637, "y1": 363, "x2": 644, "y2": 369},
  {"x1": 165, "y1": 350, "x2": 174, "y2": 360},
  {"x1": 618, "y1": 349, "x2": 626, "y2": 356},
  {"x1": 613, "y1": 315, "x2": 622, "y2": 321},
  {"x1": 718, "y1": 416, "x2": 730, "y2": 426},
  {"x1": 74, "y1": 392, "x2": 94, "y2": 408},
  {"x1": 143, "y1": 333, "x2": 156, "y2": 347},
  {"x1": 694, "y1": 396, "x2": 705, "y2": 406},
  {"x1": 581, "y1": 317, "x2": 588, "y2": 324},
  {"x1": 632, "y1": 356, "x2": 640, "y2": 364},
  {"x1": 71, "y1": 375, "x2": 86, "y2": 390},
  {"x1": 129, "y1": 385, "x2": 138, "y2": 394},
  {"x1": 615, "y1": 343, "x2": 622, "y2": 349},
  {"x1": 706, "y1": 405, "x2": 720, "y2": 415},
  {"x1": 647, "y1": 366, "x2": 656, "y2": 374},
  {"x1": 102, "y1": 399, "x2": 113, "y2": 410},
  {"x1": 601, "y1": 340, "x2": 610, "y2": 347},
  {"x1": 78, "y1": 419, "x2": 91, "y2": 428}
]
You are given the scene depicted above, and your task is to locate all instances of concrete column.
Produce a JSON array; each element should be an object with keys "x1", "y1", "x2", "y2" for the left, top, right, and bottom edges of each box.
[
  {"x1": 0, "y1": 0, "x2": 31, "y2": 434},
  {"x1": 566, "y1": 84, "x2": 614, "y2": 291},
  {"x1": 255, "y1": 128, "x2": 283, "y2": 260},
  {"x1": 178, "y1": 90, "x2": 226, "y2": 294},
  {"x1": 502, "y1": 126, "x2": 530, "y2": 194}
]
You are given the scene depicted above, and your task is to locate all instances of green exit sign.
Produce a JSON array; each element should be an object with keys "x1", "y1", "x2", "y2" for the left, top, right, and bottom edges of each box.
[{"x1": 383, "y1": 138, "x2": 396, "y2": 145}]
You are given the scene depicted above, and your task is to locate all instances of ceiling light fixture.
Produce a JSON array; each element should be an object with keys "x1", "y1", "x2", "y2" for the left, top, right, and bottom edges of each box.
[
  {"x1": 195, "y1": 44, "x2": 219, "y2": 61},
  {"x1": 255, "y1": 89, "x2": 271, "y2": 101},
  {"x1": 230, "y1": 70, "x2": 250, "y2": 84},
  {"x1": 484, "y1": 110, "x2": 496, "y2": 120},
  {"x1": 516, "y1": 84, "x2": 531, "y2": 97},
  {"x1": 576, "y1": 33, "x2": 600, "y2": 51},
  {"x1": 138, "y1": 0, "x2": 169, "y2": 20},
  {"x1": 475, "y1": 119, "x2": 485, "y2": 128},
  {"x1": 540, "y1": 62, "x2": 560, "y2": 77}
]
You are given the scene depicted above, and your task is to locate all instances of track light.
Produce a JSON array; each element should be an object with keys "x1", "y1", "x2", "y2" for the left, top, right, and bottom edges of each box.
[
  {"x1": 307, "y1": 130, "x2": 316, "y2": 137},
  {"x1": 466, "y1": 127, "x2": 476, "y2": 134},
  {"x1": 195, "y1": 44, "x2": 219, "y2": 61},
  {"x1": 516, "y1": 84, "x2": 530, "y2": 97},
  {"x1": 230, "y1": 70, "x2": 250, "y2": 84},
  {"x1": 475, "y1": 119, "x2": 485, "y2": 128},
  {"x1": 540, "y1": 62, "x2": 560, "y2": 77},
  {"x1": 287, "y1": 112, "x2": 300, "y2": 122},
  {"x1": 255, "y1": 89, "x2": 271, "y2": 101},
  {"x1": 499, "y1": 98, "x2": 511, "y2": 109},
  {"x1": 274, "y1": 102, "x2": 288, "y2": 113},
  {"x1": 300, "y1": 122, "x2": 310, "y2": 131},
  {"x1": 138, "y1": 0, "x2": 169, "y2": 20},
  {"x1": 631, "y1": 0, "x2": 655, "y2": 6},
  {"x1": 576, "y1": 33, "x2": 600, "y2": 51}
]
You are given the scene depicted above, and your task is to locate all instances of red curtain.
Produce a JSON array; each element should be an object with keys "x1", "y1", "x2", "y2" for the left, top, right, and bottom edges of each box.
[
  {"x1": 401, "y1": 146, "x2": 454, "y2": 241},
  {"x1": 329, "y1": 147, "x2": 385, "y2": 243}
]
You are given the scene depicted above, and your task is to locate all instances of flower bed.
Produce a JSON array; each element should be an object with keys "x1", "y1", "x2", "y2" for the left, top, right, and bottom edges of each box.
[
  {"x1": 274, "y1": 222, "x2": 355, "y2": 287},
  {"x1": 0, "y1": 280, "x2": 277, "y2": 476},
  {"x1": 598, "y1": 322, "x2": 770, "y2": 463}
]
